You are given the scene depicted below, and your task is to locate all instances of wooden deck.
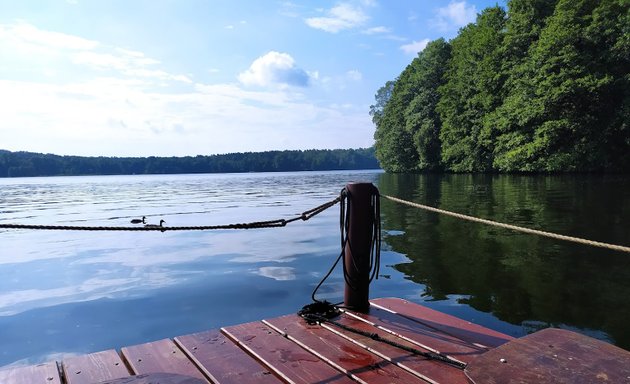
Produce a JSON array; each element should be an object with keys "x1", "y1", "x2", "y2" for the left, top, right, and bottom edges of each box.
[{"x1": 1, "y1": 297, "x2": 629, "y2": 384}]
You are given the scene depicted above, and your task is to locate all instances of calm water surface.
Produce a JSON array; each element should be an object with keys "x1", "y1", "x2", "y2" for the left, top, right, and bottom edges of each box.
[{"x1": 0, "y1": 171, "x2": 629, "y2": 367}]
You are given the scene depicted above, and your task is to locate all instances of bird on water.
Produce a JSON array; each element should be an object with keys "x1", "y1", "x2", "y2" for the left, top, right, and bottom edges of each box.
[
  {"x1": 145, "y1": 219, "x2": 166, "y2": 229},
  {"x1": 130, "y1": 216, "x2": 146, "y2": 224}
]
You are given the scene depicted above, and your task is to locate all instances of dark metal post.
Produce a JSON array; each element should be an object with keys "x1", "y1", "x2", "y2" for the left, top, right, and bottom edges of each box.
[{"x1": 343, "y1": 182, "x2": 376, "y2": 312}]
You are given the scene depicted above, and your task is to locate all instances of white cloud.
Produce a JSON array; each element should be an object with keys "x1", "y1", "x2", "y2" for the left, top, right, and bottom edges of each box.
[
  {"x1": 360, "y1": 26, "x2": 406, "y2": 41},
  {"x1": 0, "y1": 23, "x2": 375, "y2": 157},
  {"x1": 73, "y1": 50, "x2": 191, "y2": 83},
  {"x1": 432, "y1": 1, "x2": 477, "y2": 31},
  {"x1": 305, "y1": 3, "x2": 368, "y2": 33},
  {"x1": 279, "y1": 1, "x2": 301, "y2": 18},
  {"x1": 238, "y1": 51, "x2": 310, "y2": 88},
  {"x1": 362, "y1": 26, "x2": 389, "y2": 35},
  {"x1": 0, "y1": 75, "x2": 374, "y2": 156},
  {"x1": 0, "y1": 21, "x2": 98, "y2": 51},
  {"x1": 194, "y1": 83, "x2": 293, "y2": 106},
  {"x1": 400, "y1": 39, "x2": 430, "y2": 55},
  {"x1": 385, "y1": 34, "x2": 408, "y2": 42},
  {"x1": 74, "y1": 51, "x2": 150, "y2": 70},
  {"x1": 346, "y1": 69, "x2": 362, "y2": 81},
  {"x1": 0, "y1": 21, "x2": 190, "y2": 84}
]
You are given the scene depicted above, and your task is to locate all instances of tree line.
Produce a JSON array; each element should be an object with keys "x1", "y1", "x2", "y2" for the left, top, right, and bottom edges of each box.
[
  {"x1": 372, "y1": 0, "x2": 629, "y2": 173},
  {"x1": 0, "y1": 148, "x2": 379, "y2": 177}
]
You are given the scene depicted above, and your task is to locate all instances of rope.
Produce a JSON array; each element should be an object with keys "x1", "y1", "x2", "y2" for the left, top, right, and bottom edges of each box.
[
  {"x1": 342, "y1": 186, "x2": 381, "y2": 292},
  {"x1": 311, "y1": 186, "x2": 381, "y2": 306},
  {"x1": 0, "y1": 196, "x2": 341, "y2": 232},
  {"x1": 382, "y1": 194, "x2": 630, "y2": 254}
]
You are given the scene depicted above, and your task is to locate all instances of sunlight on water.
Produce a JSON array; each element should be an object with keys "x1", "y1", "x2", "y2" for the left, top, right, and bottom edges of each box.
[
  {"x1": 0, "y1": 171, "x2": 393, "y2": 366},
  {"x1": 1, "y1": 171, "x2": 629, "y2": 366}
]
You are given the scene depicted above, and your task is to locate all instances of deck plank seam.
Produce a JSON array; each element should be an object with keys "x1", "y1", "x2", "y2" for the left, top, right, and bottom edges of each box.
[
  {"x1": 119, "y1": 347, "x2": 136, "y2": 376},
  {"x1": 366, "y1": 303, "x2": 493, "y2": 350},
  {"x1": 319, "y1": 322, "x2": 439, "y2": 384},
  {"x1": 342, "y1": 310, "x2": 446, "y2": 356},
  {"x1": 56, "y1": 361, "x2": 68, "y2": 384},
  {"x1": 116, "y1": 349, "x2": 134, "y2": 381},
  {"x1": 59, "y1": 359, "x2": 71, "y2": 384},
  {"x1": 260, "y1": 319, "x2": 366, "y2": 384},
  {"x1": 220, "y1": 325, "x2": 297, "y2": 384},
  {"x1": 118, "y1": 339, "x2": 211, "y2": 383},
  {"x1": 168, "y1": 337, "x2": 213, "y2": 384},
  {"x1": 119, "y1": 347, "x2": 140, "y2": 376},
  {"x1": 343, "y1": 308, "x2": 473, "y2": 366},
  {"x1": 370, "y1": 301, "x2": 495, "y2": 348},
  {"x1": 369, "y1": 302, "x2": 478, "y2": 345},
  {"x1": 172, "y1": 337, "x2": 222, "y2": 384}
]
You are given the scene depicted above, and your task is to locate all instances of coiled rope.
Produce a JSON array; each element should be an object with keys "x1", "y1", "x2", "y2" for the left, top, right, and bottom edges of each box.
[
  {"x1": 0, "y1": 196, "x2": 340, "y2": 232},
  {"x1": 382, "y1": 194, "x2": 630, "y2": 254}
]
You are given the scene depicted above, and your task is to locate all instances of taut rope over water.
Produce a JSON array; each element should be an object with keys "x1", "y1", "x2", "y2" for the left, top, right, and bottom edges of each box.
[
  {"x1": 2, "y1": 190, "x2": 627, "y2": 253},
  {"x1": 0, "y1": 196, "x2": 341, "y2": 232},
  {"x1": 382, "y1": 194, "x2": 630, "y2": 254}
]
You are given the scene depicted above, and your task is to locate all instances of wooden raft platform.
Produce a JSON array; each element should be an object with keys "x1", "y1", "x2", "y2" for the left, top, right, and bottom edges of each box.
[{"x1": 2, "y1": 297, "x2": 629, "y2": 384}]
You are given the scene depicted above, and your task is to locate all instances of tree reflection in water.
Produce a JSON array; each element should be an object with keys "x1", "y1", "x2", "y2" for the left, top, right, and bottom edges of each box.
[{"x1": 377, "y1": 173, "x2": 630, "y2": 350}]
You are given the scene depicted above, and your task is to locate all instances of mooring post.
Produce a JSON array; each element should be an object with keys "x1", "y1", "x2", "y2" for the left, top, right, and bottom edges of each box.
[{"x1": 344, "y1": 182, "x2": 377, "y2": 312}]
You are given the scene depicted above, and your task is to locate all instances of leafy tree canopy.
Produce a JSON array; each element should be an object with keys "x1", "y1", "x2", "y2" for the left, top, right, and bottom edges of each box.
[{"x1": 373, "y1": 0, "x2": 629, "y2": 173}]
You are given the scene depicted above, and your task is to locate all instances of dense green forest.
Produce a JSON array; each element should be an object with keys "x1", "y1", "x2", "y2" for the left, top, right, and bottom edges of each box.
[
  {"x1": 0, "y1": 148, "x2": 379, "y2": 177},
  {"x1": 372, "y1": 0, "x2": 629, "y2": 173}
]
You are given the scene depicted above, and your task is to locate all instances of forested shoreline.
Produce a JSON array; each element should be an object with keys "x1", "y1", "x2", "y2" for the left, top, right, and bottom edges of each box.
[
  {"x1": 372, "y1": 0, "x2": 629, "y2": 173},
  {"x1": 0, "y1": 148, "x2": 379, "y2": 177}
]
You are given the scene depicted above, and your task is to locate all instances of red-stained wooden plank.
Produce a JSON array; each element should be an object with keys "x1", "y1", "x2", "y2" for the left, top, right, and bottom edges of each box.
[
  {"x1": 62, "y1": 349, "x2": 130, "y2": 384},
  {"x1": 0, "y1": 362, "x2": 61, "y2": 384},
  {"x1": 325, "y1": 313, "x2": 470, "y2": 384},
  {"x1": 120, "y1": 339, "x2": 207, "y2": 382},
  {"x1": 370, "y1": 298, "x2": 513, "y2": 348},
  {"x1": 466, "y1": 328, "x2": 630, "y2": 384},
  {"x1": 175, "y1": 329, "x2": 282, "y2": 384},
  {"x1": 347, "y1": 304, "x2": 487, "y2": 363},
  {"x1": 223, "y1": 321, "x2": 354, "y2": 384},
  {"x1": 94, "y1": 372, "x2": 206, "y2": 384},
  {"x1": 265, "y1": 314, "x2": 425, "y2": 384}
]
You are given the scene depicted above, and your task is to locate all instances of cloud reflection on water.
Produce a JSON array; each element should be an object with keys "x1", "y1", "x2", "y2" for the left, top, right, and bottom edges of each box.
[
  {"x1": 0, "y1": 171, "x2": 383, "y2": 367},
  {"x1": 255, "y1": 266, "x2": 296, "y2": 281},
  {"x1": 0, "y1": 270, "x2": 177, "y2": 316}
]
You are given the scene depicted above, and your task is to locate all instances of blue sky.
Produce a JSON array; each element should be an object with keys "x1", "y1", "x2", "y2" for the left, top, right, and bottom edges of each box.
[{"x1": 0, "y1": 0, "x2": 503, "y2": 157}]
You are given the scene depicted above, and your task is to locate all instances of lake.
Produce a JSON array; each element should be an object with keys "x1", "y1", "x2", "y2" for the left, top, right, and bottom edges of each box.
[{"x1": 0, "y1": 171, "x2": 629, "y2": 367}]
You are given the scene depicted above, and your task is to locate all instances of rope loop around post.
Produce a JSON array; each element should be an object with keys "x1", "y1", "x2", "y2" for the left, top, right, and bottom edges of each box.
[
  {"x1": 342, "y1": 182, "x2": 381, "y2": 312},
  {"x1": 308, "y1": 183, "x2": 381, "y2": 312}
]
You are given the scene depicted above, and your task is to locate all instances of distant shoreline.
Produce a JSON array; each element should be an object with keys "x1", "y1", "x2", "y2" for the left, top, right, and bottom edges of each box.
[{"x1": 0, "y1": 148, "x2": 380, "y2": 178}]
